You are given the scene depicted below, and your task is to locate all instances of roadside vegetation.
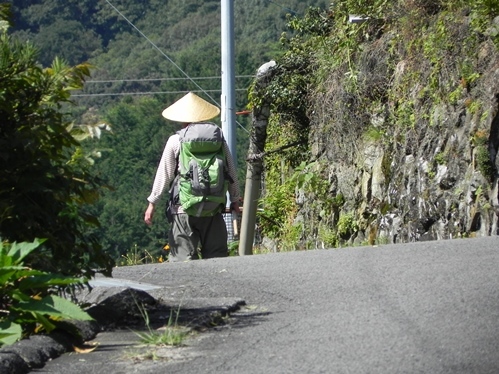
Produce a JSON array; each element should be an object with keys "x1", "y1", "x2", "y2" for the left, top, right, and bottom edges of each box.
[
  {"x1": 0, "y1": 5, "x2": 112, "y2": 346},
  {"x1": 2, "y1": 0, "x2": 499, "y2": 346},
  {"x1": 133, "y1": 304, "x2": 190, "y2": 347},
  {"x1": 6, "y1": 0, "x2": 328, "y2": 263},
  {"x1": 250, "y1": 0, "x2": 499, "y2": 250}
]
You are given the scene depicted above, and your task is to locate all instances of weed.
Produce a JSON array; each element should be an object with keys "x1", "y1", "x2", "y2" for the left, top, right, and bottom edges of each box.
[
  {"x1": 252, "y1": 245, "x2": 273, "y2": 255},
  {"x1": 120, "y1": 245, "x2": 157, "y2": 266},
  {"x1": 472, "y1": 130, "x2": 495, "y2": 181},
  {"x1": 281, "y1": 223, "x2": 303, "y2": 251},
  {"x1": 318, "y1": 225, "x2": 338, "y2": 248},
  {"x1": 466, "y1": 99, "x2": 481, "y2": 114},
  {"x1": 337, "y1": 214, "x2": 359, "y2": 239},
  {"x1": 434, "y1": 152, "x2": 446, "y2": 165},
  {"x1": 228, "y1": 241, "x2": 239, "y2": 256},
  {"x1": 364, "y1": 126, "x2": 384, "y2": 141},
  {"x1": 133, "y1": 303, "x2": 189, "y2": 347},
  {"x1": 375, "y1": 235, "x2": 390, "y2": 245}
]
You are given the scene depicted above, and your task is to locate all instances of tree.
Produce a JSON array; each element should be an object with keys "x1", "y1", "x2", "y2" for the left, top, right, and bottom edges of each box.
[
  {"x1": 5, "y1": 0, "x2": 328, "y2": 261},
  {"x1": 0, "y1": 19, "x2": 114, "y2": 277},
  {"x1": 91, "y1": 96, "x2": 174, "y2": 260},
  {"x1": 33, "y1": 19, "x2": 102, "y2": 66}
]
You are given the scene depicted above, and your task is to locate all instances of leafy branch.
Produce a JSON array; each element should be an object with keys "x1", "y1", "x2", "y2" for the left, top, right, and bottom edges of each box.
[{"x1": 0, "y1": 239, "x2": 92, "y2": 347}]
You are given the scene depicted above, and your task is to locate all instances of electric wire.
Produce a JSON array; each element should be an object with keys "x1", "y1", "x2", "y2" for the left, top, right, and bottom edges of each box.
[
  {"x1": 104, "y1": 0, "x2": 219, "y2": 107},
  {"x1": 82, "y1": 75, "x2": 252, "y2": 96},
  {"x1": 86, "y1": 75, "x2": 254, "y2": 83},
  {"x1": 263, "y1": 0, "x2": 298, "y2": 15},
  {"x1": 104, "y1": 0, "x2": 249, "y2": 133},
  {"x1": 73, "y1": 89, "x2": 249, "y2": 97}
]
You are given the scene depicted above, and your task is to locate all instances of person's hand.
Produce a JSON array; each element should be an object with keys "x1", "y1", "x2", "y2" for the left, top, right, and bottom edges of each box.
[
  {"x1": 230, "y1": 201, "x2": 240, "y2": 214},
  {"x1": 144, "y1": 203, "x2": 155, "y2": 225}
]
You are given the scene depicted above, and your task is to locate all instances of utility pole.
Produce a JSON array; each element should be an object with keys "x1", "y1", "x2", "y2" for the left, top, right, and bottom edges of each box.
[
  {"x1": 221, "y1": 0, "x2": 236, "y2": 160},
  {"x1": 221, "y1": 0, "x2": 239, "y2": 243}
]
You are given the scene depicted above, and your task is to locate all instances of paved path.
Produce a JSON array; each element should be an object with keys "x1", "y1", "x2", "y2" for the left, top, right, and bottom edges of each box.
[{"x1": 36, "y1": 237, "x2": 499, "y2": 373}]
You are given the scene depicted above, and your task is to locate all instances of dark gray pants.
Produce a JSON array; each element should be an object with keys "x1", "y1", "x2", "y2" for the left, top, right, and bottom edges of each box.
[{"x1": 168, "y1": 213, "x2": 228, "y2": 262}]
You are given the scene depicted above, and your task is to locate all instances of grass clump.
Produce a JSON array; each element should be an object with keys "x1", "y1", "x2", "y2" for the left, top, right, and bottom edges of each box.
[{"x1": 133, "y1": 304, "x2": 190, "y2": 347}]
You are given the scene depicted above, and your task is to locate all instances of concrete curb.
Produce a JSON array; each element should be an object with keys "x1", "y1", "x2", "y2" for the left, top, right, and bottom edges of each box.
[{"x1": 0, "y1": 286, "x2": 245, "y2": 373}]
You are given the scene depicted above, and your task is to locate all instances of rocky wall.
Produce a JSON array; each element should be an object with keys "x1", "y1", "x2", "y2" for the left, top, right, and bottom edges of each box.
[{"x1": 299, "y1": 17, "x2": 499, "y2": 247}]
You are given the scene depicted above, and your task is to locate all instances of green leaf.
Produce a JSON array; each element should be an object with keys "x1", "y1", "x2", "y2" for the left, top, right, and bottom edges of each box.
[
  {"x1": 30, "y1": 312, "x2": 57, "y2": 333},
  {"x1": 15, "y1": 295, "x2": 93, "y2": 321},
  {"x1": 7, "y1": 239, "x2": 45, "y2": 265},
  {"x1": 18, "y1": 274, "x2": 87, "y2": 291},
  {"x1": 10, "y1": 289, "x2": 31, "y2": 302},
  {"x1": 0, "y1": 266, "x2": 26, "y2": 284},
  {"x1": 0, "y1": 321, "x2": 22, "y2": 346},
  {"x1": 0, "y1": 242, "x2": 12, "y2": 267}
]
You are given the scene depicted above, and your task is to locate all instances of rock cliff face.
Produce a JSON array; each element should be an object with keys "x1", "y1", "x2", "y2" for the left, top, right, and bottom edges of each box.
[{"x1": 297, "y1": 14, "x2": 499, "y2": 246}]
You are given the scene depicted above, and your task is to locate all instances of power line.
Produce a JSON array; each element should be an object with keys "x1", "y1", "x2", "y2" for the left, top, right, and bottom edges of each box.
[
  {"x1": 103, "y1": 0, "x2": 250, "y2": 133},
  {"x1": 264, "y1": 0, "x2": 298, "y2": 15},
  {"x1": 104, "y1": 0, "x2": 220, "y2": 108},
  {"x1": 72, "y1": 88, "x2": 249, "y2": 97},
  {"x1": 86, "y1": 75, "x2": 254, "y2": 84},
  {"x1": 104, "y1": 0, "x2": 249, "y2": 134}
]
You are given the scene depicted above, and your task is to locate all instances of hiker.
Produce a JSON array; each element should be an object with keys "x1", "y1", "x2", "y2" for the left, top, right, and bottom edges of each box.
[{"x1": 144, "y1": 92, "x2": 240, "y2": 261}]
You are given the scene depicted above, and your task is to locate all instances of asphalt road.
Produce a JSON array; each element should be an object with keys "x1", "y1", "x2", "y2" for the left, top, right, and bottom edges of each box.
[{"x1": 36, "y1": 237, "x2": 499, "y2": 373}]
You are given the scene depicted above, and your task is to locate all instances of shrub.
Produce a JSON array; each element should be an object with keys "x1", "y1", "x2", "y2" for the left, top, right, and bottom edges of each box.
[
  {"x1": 0, "y1": 239, "x2": 92, "y2": 347},
  {"x1": 0, "y1": 13, "x2": 114, "y2": 278}
]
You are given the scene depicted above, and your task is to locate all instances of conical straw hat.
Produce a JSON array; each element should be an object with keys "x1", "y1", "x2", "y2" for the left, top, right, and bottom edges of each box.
[{"x1": 162, "y1": 92, "x2": 220, "y2": 123}]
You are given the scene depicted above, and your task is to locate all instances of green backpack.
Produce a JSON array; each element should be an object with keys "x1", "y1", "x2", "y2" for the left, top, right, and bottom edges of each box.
[{"x1": 176, "y1": 123, "x2": 230, "y2": 217}]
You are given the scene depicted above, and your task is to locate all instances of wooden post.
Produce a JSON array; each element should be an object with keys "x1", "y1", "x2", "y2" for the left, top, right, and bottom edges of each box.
[{"x1": 238, "y1": 62, "x2": 275, "y2": 255}]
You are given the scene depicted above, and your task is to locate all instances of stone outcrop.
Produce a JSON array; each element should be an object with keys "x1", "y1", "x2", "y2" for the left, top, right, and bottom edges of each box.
[{"x1": 297, "y1": 14, "x2": 499, "y2": 246}]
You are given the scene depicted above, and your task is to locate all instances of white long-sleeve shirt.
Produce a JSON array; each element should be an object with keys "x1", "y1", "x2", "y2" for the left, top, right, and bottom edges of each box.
[{"x1": 147, "y1": 133, "x2": 240, "y2": 208}]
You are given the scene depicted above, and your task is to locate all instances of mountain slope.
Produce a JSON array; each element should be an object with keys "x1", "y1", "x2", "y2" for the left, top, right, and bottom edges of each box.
[{"x1": 5, "y1": 0, "x2": 328, "y2": 259}]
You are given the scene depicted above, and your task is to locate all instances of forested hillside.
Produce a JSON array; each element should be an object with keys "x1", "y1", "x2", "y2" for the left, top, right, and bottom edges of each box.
[
  {"x1": 11, "y1": 0, "x2": 496, "y2": 262},
  {"x1": 5, "y1": 0, "x2": 327, "y2": 262},
  {"x1": 9, "y1": 0, "x2": 326, "y2": 109}
]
